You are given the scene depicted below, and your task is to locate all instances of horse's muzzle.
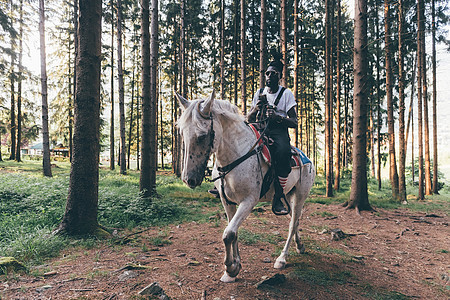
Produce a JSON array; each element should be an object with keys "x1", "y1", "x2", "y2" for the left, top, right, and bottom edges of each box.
[{"x1": 183, "y1": 173, "x2": 204, "y2": 189}]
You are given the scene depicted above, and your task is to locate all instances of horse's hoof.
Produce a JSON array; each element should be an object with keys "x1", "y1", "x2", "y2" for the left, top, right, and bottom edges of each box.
[
  {"x1": 220, "y1": 271, "x2": 236, "y2": 283},
  {"x1": 296, "y1": 244, "x2": 306, "y2": 254},
  {"x1": 274, "y1": 259, "x2": 286, "y2": 270}
]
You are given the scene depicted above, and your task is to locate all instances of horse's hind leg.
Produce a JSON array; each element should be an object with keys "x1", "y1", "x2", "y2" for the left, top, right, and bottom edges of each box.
[{"x1": 294, "y1": 230, "x2": 306, "y2": 254}]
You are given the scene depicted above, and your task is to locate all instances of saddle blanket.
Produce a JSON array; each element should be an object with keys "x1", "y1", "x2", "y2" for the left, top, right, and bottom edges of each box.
[{"x1": 248, "y1": 124, "x2": 311, "y2": 168}]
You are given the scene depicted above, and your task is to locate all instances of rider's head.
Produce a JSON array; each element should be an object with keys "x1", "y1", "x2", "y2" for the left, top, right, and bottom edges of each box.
[{"x1": 265, "y1": 54, "x2": 283, "y2": 90}]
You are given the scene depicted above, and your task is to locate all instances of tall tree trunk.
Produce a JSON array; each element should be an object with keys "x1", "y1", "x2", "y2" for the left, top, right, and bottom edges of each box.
[
  {"x1": 140, "y1": 0, "x2": 155, "y2": 197},
  {"x1": 431, "y1": 0, "x2": 438, "y2": 194},
  {"x1": 149, "y1": 0, "x2": 158, "y2": 183},
  {"x1": 127, "y1": 46, "x2": 136, "y2": 169},
  {"x1": 171, "y1": 17, "x2": 180, "y2": 175},
  {"x1": 15, "y1": 0, "x2": 23, "y2": 162},
  {"x1": 376, "y1": 0, "x2": 382, "y2": 190},
  {"x1": 420, "y1": 0, "x2": 432, "y2": 196},
  {"x1": 384, "y1": 0, "x2": 399, "y2": 200},
  {"x1": 117, "y1": 0, "x2": 127, "y2": 175},
  {"x1": 159, "y1": 74, "x2": 164, "y2": 169},
  {"x1": 416, "y1": 0, "x2": 425, "y2": 200},
  {"x1": 39, "y1": 0, "x2": 52, "y2": 177},
  {"x1": 259, "y1": 0, "x2": 266, "y2": 87},
  {"x1": 324, "y1": 0, "x2": 333, "y2": 197},
  {"x1": 398, "y1": 0, "x2": 406, "y2": 202},
  {"x1": 9, "y1": 0, "x2": 16, "y2": 161},
  {"x1": 293, "y1": 0, "x2": 299, "y2": 147},
  {"x1": 334, "y1": 0, "x2": 341, "y2": 191},
  {"x1": 240, "y1": 0, "x2": 247, "y2": 113},
  {"x1": 56, "y1": 0, "x2": 103, "y2": 236},
  {"x1": 110, "y1": 0, "x2": 115, "y2": 170},
  {"x1": 220, "y1": 0, "x2": 225, "y2": 99},
  {"x1": 280, "y1": 0, "x2": 287, "y2": 87},
  {"x1": 347, "y1": 0, "x2": 371, "y2": 212},
  {"x1": 344, "y1": 71, "x2": 349, "y2": 168},
  {"x1": 179, "y1": 0, "x2": 187, "y2": 177},
  {"x1": 70, "y1": 0, "x2": 77, "y2": 162},
  {"x1": 136, "y1": 70, "x2": 140, "y2": 171},
  {"x1": 233, "y1": 0, "x2": 238, "y2": 105},
  {"x1": 181, "y1": 0, "x2": 187, "y2": 98}
]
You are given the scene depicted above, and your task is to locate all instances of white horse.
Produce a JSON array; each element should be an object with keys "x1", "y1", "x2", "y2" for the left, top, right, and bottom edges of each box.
[{"x1": 176, "y1": 90, "x2": 315, "y2": 283}]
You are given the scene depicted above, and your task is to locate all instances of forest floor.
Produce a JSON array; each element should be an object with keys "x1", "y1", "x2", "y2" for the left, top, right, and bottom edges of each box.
[{"x1": 1, "y1": 199, "x2": 449, "y2": 300}]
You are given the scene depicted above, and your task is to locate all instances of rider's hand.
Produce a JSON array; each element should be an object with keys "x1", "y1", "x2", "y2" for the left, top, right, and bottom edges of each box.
[
  {"x1": 267, "y1": 108, "x2": 283, "y2": 122},
  {"x1": 255, "y1": 99, "x2": 266, "y2": 111}
]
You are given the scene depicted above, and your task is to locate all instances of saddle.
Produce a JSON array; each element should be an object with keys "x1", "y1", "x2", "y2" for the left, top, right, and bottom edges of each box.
[
  {"x1": 248, "y1": 124, "x2": 311, "y2": 168},
  {"x1": 248, "y1": 123, "x2": 311, "y2": 199}
]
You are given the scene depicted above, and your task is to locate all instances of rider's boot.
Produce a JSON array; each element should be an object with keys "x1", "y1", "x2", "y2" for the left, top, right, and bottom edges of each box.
[{"x1": 272, "y1": 176, "x2": 289, "y2": 215}]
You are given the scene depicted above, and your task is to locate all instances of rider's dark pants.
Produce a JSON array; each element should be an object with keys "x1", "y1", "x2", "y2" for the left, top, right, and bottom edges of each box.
[{"x1": 267, "y1": 126, "x2": 291, "y2": 178}]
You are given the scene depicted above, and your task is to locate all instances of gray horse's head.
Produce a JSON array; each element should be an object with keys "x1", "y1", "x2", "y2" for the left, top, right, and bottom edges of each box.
[{"x1": 176, "y1": 91, "x2": 216, "y2": 189}]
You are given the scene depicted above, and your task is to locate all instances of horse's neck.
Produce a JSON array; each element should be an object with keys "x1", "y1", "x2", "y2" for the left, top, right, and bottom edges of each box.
[{"x1": 215, "y1": 119, "x2": 255, "y2": 167}]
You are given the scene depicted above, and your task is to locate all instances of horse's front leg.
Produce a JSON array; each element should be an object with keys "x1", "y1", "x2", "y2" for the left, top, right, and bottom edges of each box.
[{"x1": 220, "y1": 200, "x2": 255, "y2": 283}]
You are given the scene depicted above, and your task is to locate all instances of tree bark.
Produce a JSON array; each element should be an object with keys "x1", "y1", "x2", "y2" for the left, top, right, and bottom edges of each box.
[
  {"x1": 398, "y1": 0, "x2": 406, "y2": 202},
  {"x1": 334, "y1": 0, "x2": 341, "y2": 191},
  {"x1": 416, "y1": 0, "x2": 425, "y2": 200},
  {"x1": 347, "y1": 0, "x2": 371, "y2": 212},
  {"x1": 220, "y1": 0, "x2": 225, "y2": 99},
  {"x1": 324, "y1": 0, "x2": 333, "y2": 197},
  {"x1": 139, "y1": 0, "x2": 155, "y2": 197},
  {"x1": 110, "y1": 0, "x2": 115, "y2": 170},
  {"x1": 375, "y1": 0, "x2": 381, "y2": 190},
  {"x1": 384, "y1": 0, "x2": 399, "y2": 200},
  {"x1": 431, "y1": 0, "x2": 438, "y2": 194},
  {"x1": 9, "y1": 0, "x2": 16, "y2": 161},
  {"x1": 56, "y1": 0, "x2": 103, "y2": 236},
  {"x1": 15, "y1": 0, "x2": 23, "y2": 162},
  {"x1": 117, "y1": 0, "x2": 127, "y2": 175},
  {"x1": 240, "y1": 0, "x2": 247, "y2": 114},
  {"x1": 39, "y1": 0, "x2": 52, "y2": 177},
  {"x1": 149, "y1": 0, "x2": 158, "y2": 182},
  {"x1": 70, "y1": 0, "x2": 77, "y2": 163},
  {"x1": 259, "y1": 0, "x2": 266, "y2": 87},
  {"x1": 419, "y1": 0, "x2": 432, "y2": 195},
  {"x1": 280, "y1": 0, "x2": 287, "y2": 87},
  {"x1": 293, "y1": 0, "x2": 299, "y2": 147}
]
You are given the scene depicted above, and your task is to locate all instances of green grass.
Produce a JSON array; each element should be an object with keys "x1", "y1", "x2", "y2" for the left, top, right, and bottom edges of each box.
[
  {"x1": 0, "y1": 159, "x2": 218, "y2": 268},
  {"x1": 238, "y1": 228, "x2": 284, "y2": 245},
  {"x1": 0, "y1": 159, "x2": 448, "y2": 271}
]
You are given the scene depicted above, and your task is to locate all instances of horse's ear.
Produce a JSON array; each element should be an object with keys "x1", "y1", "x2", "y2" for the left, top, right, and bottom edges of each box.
[
  {"x1": 175, "y1": 92, "x2": 190, "y2": 110},
  {"x1": 200, "y1": 89, "x2": 215, "y2": 118}
]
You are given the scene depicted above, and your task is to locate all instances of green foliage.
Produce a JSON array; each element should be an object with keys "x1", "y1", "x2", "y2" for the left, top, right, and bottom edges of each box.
[{"x1": 405, "y1": 158, "x2": 446, "y2": 191}]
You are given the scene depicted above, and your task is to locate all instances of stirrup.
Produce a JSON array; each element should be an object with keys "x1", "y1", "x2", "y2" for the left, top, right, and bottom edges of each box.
[
  {"x1": 272, "y1": 193, "x2": 289, "y2": 216},
  {"x1": 208, "y1": 187, "x2": 220, "y2": 199}
]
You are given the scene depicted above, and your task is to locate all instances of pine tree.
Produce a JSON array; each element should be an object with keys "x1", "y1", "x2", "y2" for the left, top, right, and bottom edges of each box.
[
  {"x1": 39, "y1": 0, "x2": 52, "y2": 177},
  {"x1": 347, "y1": 0, "x2": 371, "y2": 212}
]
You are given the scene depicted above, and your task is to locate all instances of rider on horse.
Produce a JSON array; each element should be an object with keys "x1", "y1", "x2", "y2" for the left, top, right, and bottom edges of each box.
[{"x1": 247, "y1": 54, "x2": 298, "y2": 215}]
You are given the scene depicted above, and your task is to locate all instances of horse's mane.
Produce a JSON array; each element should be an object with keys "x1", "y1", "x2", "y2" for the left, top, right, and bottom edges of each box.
[{"x1": 178, "y1": 98, "x2": 245, "y2": 134}]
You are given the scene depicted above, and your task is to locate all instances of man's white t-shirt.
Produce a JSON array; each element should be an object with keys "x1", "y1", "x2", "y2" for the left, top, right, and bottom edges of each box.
[{"x1": 252, "y1": 86, "x2": 296, "y2": 118}]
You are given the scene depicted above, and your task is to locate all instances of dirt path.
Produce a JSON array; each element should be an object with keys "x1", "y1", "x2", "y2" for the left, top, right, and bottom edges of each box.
[{"x1": 1, "y1": 202, "x2": 449, "y2": 299}]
